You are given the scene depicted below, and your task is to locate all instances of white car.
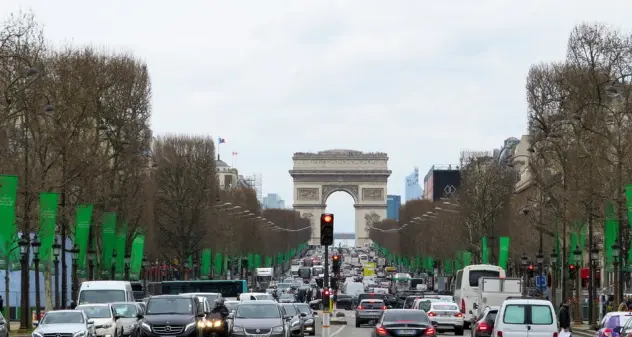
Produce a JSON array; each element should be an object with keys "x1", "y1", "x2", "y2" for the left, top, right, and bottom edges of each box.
[{"x1": 425, "y1": 301, "x2": 464, "y2": 335}]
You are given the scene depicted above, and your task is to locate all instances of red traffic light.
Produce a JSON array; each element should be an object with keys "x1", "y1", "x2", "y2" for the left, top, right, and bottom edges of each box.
[
  {"x1": 528, "y1": 265, "x2": 534, "y2": 271},
  {"x1": 569, "y1": 264, "x2": 575, "y2": 270},
  {"x1": 323, "y1": 214, "x2": 333, "y2": 223},
  {"x1": 333, "y1": 255, "x2": 339, "y2": 261},
  {"x1": 323, "y1": 290, "x2": 330, "y2": 296}
]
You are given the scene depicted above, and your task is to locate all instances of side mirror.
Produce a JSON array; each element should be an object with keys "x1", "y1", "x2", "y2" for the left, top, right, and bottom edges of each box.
[
  {"x1": 614, "y1": 327, "x2": 623, "y2": 334},
  {"x1": 136, "y1": 314, "x2": 143, "y2": 319},
  {"x1": 197, "y1": 313, "x2": 205, "y2": 318},
  {"x1": 388, "y1": 306, "x2": 392, "y2": 309},
  {"x1": 33, "y1": 322, "x2": 39, "y2": 327},
  {"x1": 227, "y1": 313, "x2": 234, "y2": 319},
  {"x1": 87, "y1": 320, "x2": 94, "y2": 325},
  {"x1": 594, "y1": 326, "x2": 600, "y2": 332},
  {"x1": 284, "y1": 315, "x2": 292, "y2": 320},
  {"x1": 300, "y1": 313, "x2": 307, "y2": 317},
  {"x1": 114, "y1": 315, "x2": 121, "y2": 320}
]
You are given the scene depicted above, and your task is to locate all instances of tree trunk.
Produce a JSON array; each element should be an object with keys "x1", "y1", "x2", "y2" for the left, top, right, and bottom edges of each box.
[
  {"x1": 43, "y1": 263, "x2": 53, "y2": 311},
  {"x1": 5, "y1": 264, "x2": 11, "y2": 331}
]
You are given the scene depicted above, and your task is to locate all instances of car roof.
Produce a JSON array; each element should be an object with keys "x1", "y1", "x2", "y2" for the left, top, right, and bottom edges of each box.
[
  {"x1": 431, "y1": 302, "x2": 457, "y2": 306},
  {"x1": 504, "y1": 299, "x2": 552, "y2": 305},
  {"x1": 239, "y1": 300, "x2": 277, "y2": 305},
  {"x1": 77, "y1": 303, "x2": 110, "y2": 307},
  {"x1": 360, "y1": 298, "x2": 384, "y2": 302}
]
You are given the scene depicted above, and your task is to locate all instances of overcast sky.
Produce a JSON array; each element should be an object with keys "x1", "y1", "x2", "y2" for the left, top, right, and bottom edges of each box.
[{"x1": 4, "y1": 0, "x2": 632, "y2": 235}]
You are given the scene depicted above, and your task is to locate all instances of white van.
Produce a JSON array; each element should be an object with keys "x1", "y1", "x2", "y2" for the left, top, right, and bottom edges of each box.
[
  {"x1": 238, "y1": 292, "x2": 274, "y2": 301},
  {"x1": 492, "y1": 298, "x2": 558, "y2": 337},
  {"x1": 77, "y1": 280, "x2": 134, "y2": 305},
  {"x1": 453, "y1": 264, "x2": 505, "y2": 328}
]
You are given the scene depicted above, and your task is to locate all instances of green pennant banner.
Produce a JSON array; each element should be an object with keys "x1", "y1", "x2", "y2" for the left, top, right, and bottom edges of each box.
[
  {"x1": 462, "y1": 251, "x2": 472, "y2": 266},
  {"x1": 74, "y1": 204, "x2": 93, "y2": 277},
  {"x1": 626, "y1": 185, "x2": 632, "y2": 229},
  {"x1": 0, "y1": 175, "x2": 18, "y2": 270},
  {"x1": 200, "y1": 249, "x2": 211, "y2": 279},
  {"x1": 214, "y1": 252, "x2": 223, "y2": 274},
  {"x1": 130, "y1": 235, "x2": 145, "y2": 280},
  {"x1": 101, "y1": 213, "x2": 117, "y2": 277},
  {"x1": 115, "y1": 223, "x2": 128, "y2": 279},
  {"x1": 38, "y1": 192, "x2": 60, "y2": 263},
  {"x1": 481, "y1": 237, "x2": 489, "y2": 264},
  {"x1": 498, "y1": 237, "x2": 510, "y2": 270}
]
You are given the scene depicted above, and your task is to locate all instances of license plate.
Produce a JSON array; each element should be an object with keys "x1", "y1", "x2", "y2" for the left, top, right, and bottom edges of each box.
[
  {"x1": 397, "y1": 330, "x2": 416, "y2": 335},
  {"x1": 251, "y1": 335, "x2": 267, "y2": 337},
  {"x1": 441, "y1": 313, "x2": 452, "y2": 316}
]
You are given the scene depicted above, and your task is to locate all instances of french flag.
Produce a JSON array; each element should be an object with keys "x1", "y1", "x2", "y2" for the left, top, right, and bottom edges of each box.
[{"x1": 218, "y1": 137, "x2": 226, "y2": 144}]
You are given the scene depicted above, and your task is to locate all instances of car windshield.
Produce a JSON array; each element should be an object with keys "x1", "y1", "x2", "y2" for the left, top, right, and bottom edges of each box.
[
  {"x1": 280, "y1": 294, "x2": 294, "y2": 299},
  {"x1": 41, "y1": 312, "x2": 85, "y2": 324},
  {"x1": 282, "y1": 305, "x2": 298, "y2": 316},
  {"x1": 255, "y1": 294, "x2": 274, "y2": 300},
  {"x1": 296, "y1": 304, "x2": 311, "y2": 314},
  {"x1": 433, "y1": 304, "x2": 459, "y2": 311},
  {"x1": 236, "y1": 304, "x2": 281, "y2": 319},
  {"x1": 383, "y1": 310, "x2": 430, "y2": 324},
  {"x1": 147, "y1": 298, "x2": 193, "y2": 315},
  {"x1": 277, "y1": 283, "x2": 291, "y2": 289},
  {"x1": 79, "y1": 290, "x2": 126, "y2": 304},
  {"x1": 77, "y1": 305, "x2": 111, "y2": 318},
  {"x1": 112, "y1": 304, "x2": 138, "y2": 318}
]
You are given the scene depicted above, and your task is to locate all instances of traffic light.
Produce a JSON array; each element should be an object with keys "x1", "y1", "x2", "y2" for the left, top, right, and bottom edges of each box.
[
  {"x1": 322, "y1": 289, "x2": 331, "y2": 307},
  {"x1": 331, "y1": 277, "x2": 339, "y2": 291},
  {"x1": 332, "y1": 255, "x2": 341, "y2": 274},
  {"x1": 568, "y1": 264, "x2": 576, "y2": 279},
  {"x1": 528, "y1": 264, "x2": 534, "y2": 276},
  {"x1": 320, "y1": 213, "x2": 334, "y2": 246}
]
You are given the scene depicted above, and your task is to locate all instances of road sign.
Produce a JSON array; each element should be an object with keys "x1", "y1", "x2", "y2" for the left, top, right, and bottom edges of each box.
[{"x1": 535, "y1": 275, "x2": 547, "y2": 288}]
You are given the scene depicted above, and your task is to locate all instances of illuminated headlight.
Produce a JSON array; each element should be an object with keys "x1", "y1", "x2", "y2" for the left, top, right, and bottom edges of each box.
[
  {"x1": 185, "y1": 322, "x2": 196, "y2": 331},
  {"x1": 304, "y1": 319, "x2": 314, "y2": 324},
  {"x1": 232, "y1": 326, "x2": 244, "y2": 333},
  {"x1": 74, "y1": 331, "x2": 87, "y2": 337},
  {"x1": 141, "y1": 322, "x2": 151, "y2": 331},
  {"x1": 212, "y1": 321, "x2": 222, "y2": 327},
  {"x1": 197, "y1": 321, "x2": 206, "y2": 329},
  {"x1": 272, "y1": 326, "x2": 284, "y2": 333}
]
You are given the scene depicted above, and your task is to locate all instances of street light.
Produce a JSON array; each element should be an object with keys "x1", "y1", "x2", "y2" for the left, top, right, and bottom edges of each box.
[
  {"x1": 589, "y1": 244, "x2": 600, "y2": 327},
  {"x1": 71, "y1": 244, "x2": 80, "y2": 302},
  {"x1": 52, "y1": 238, "x2": 61, "y2": 308},
  {"x1": 18, "y1": 234, "x2": 30, "y2": 329},
  {"x1": 31, "y1": 234, "x2": 42, "y2": 323},
  {"x1": 142, "y1": 256, "x2": 149, "y2": 297},
  {"x1": 521, "y1": 253, "x2": 528, "y2": 296},
  {"x1": 536, "y1": 252, "x2": 544, "y2": 265},
  {"x1": 124, "y1": 254, "x2": 131, "y2": 280},
  {"x1": 111, "y1": 249, "x2": 117, "y2": 279},
  {"x1": 550, "y1": 252, "x2": 558, "y2": 307},
  {"x1": 573, "y1": 245, "x2": 582, "y2": 324},
  {"x1": 613, "y1": 242, "x2": 621, "y2": 304},
  {"x1": 87, "y1": 248, "x2": 96, "y2": 280}
]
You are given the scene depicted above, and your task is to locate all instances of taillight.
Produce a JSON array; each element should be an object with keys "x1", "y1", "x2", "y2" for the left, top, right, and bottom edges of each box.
[
  {"x1": 497, "y1": 331, "x2": 503, "y2": 337},
  {"x1": 460, "y1": 299, "x2": 465, "y2": 313},
  {"x1": 425, "y1": 327, "x2": 436, "y2": 336},
  {"x1": 477, "y1": 322, "x2": 489, "y2": 331},
  {"x1": 553, "y1": 332, "x2": 558, "y2": 337},
  {"x1": 357, "y1": 306, "x2": 364, "y2": 310},
  {"x1": 376, "y1": 326, "x2": 388, "y2": 336},
  {"x1": 604, "y1": 328, "x2": 613, "y2": 337},
  {"x1": 381, "y1": 306, "x2": 387, "y2": 310},
  {"x1": 455, "y1": 313, "x2": 463, "y2": 317},
  {"x1": 427, "y1": 312, "x2": 437, "y2": 317}
]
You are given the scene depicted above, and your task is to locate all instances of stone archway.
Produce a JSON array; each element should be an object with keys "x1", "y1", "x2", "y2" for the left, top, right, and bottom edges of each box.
[{"x1": 289, "y1": 149, "x2": 391, "y2": 247}]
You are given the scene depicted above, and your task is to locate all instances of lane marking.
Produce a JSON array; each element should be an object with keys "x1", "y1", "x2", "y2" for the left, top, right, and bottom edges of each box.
[{"x1": 331, "y1": 325, "x2": 346, "y2": 337}]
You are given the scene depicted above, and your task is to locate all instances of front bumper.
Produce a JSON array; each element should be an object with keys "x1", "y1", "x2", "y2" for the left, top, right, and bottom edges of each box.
[
  {"x1": 230, "y1": 328, "x2": 284, "y2": 337},
  {"x1": 96, "y1": 327, "x2": 117, "y2": 337},
  {"x1": 140, "y1": 327, "x2": 199, "y2": 337}
]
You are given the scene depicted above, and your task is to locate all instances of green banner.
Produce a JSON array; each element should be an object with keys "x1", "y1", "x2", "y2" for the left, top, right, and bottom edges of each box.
[
  {"x1": 626, "y1": 185, "x2": 632, "y2": 229},
  {"x1": 481, "y1": 237, "x2": 489, "y2": 264},
  {"x1": 101, "y1": 213, "x2": 117, "y2": 277},
  {"x1": 0, "y1": 175, "x2": 18, "y2": 269},
  {"x1": 74, "y1": 205, "x2": 93, "y2": 277},
  {"x1": 201, "y1": 249, "x2": 211, "y2": 279},
  {"x1": 38, "y1": 192, "x2": 60, "y2": 263},
  {"x1": 462, "y1": 251, "x2": 472, "y2": 266},
  {"x1": 214, "y1": 252, "x2": 223, "y2": 274},
  {"x1": 129, "y1": 235, "x2": 145, "y2": 280},
  {"x1": 498, "y1": 237, "x2": 510, "y2": 270},
  {"x1": 115, "y1": 223, "x2": 128, "y2": 279}
]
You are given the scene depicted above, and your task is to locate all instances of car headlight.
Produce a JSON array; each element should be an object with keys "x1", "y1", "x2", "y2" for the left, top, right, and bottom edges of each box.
[
  {"x1": 101, "y1": 324, "x2": 112, "y2": 329},
  {"x1": 272, "y1": 326, "x2": 284, "y2": 333},
  {"x1": 197, "y1": 321, "x2": 206, "y2": 329},
  {"x1": 232, "y1": 326, "x2": 244, "y2": 332},
  {"x1": 212, "y1": 321, "x2": 222, "y2": 328},
  {"x1": 141, "y1": 322, "x2": 151, "y2": 331},
  {"x1": 185, "y1": 322, "x2": 196, "y2": 330},
  {"x1": 74, "y1": 331, "x2": 87, "y2": 337},
  {"x1": 291, "y1": 320, "x2": 300, "y2": 327},
  {"x1": 32, "y1": 332, "x2": 42, "y2": 337},
  {"x1": 304, "y1": 319, "x2": 314, "y2": 324}
]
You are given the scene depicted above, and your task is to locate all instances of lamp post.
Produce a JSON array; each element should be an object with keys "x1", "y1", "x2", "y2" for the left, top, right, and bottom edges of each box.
[
  {"x1": 536, "y1": 252, "x2": 544, "y2": 298},
  {"x1": 521, "y1": 253, "x2": 528, "y2": 296},
  {"x1": 31, "y1": 234, "x2": 41, "y2": 323},
  {"x1": 71, "y1": 244, "x2": 79, "y2": 302},
  {"x1": 18, "y1": 235, "x2": 30, "y2": 330},
  {"x1": 87, "y1": 248, "x2": 96, "y2": 280},
  {"x1": 142, "y1": 256, "x2": 149, "y2": 297},
  {"x1": 550, "y1": 252, "x2": 558, "y2": 307},
  {"x1": 124, "y1": 254, "x2": 131, "y2": 280},
  {"x1": 53, "y1": 239, "x2": 61, "y2": 309},
  {"x1": 111, "y1": 250, "x2": 117, "y2": 280},
  {"x1": 589, "y1": 244, "x2": 599, "y2": 328},
  {"x1": 613, "y1": 242, "x2": 621, "y2": 305},
  {"x1": 573, "y1": 245, "x2": 582, "y2": 324}
]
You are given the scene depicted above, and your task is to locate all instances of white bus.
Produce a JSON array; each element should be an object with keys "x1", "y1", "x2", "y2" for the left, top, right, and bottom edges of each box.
[{"x1": 453, "y1": 264, "x2": 505, "y2": 328}]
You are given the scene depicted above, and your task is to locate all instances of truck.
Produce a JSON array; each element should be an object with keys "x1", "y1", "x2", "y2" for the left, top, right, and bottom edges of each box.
[
  {"x1": 473, "y1": 277, "x2": 522, "y2": 319},
  {"x1": 290, "y1": 264, "x2": 300, "y2": 276},
  {"x1": 255, "y1": 267, "x2": 274, "y2": 290}
]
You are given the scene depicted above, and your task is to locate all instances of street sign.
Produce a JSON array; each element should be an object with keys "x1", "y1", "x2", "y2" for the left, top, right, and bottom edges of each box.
[{"x1": 535, "y1": 274, "x2": 547, "y2": 288}]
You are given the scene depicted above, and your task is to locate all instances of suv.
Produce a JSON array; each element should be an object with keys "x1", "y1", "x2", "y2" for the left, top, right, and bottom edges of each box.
[
  {"x1": 492, "y1": 298, "x2": 558, "y2": 337},
  {"x1": 140, "y1": 295, "x2": 205, "y2": 337}
]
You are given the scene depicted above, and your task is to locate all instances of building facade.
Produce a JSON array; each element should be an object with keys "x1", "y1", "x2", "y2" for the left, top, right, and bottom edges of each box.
[
  {"x1": 216, "y1": 159, "x2": 254, "y2": 190},
  {"x1": 386, "y1": 194, "x2": 401, "y2": 220},
  {"x1": 263, "y1": 193, "x2": 286, "y2": 209},
  {"x1": 423, "y1": 165, "x2": 461, "y2": 201},
  {"x1": 404, "y1": 167, "x2": 423, "y2": 201}
]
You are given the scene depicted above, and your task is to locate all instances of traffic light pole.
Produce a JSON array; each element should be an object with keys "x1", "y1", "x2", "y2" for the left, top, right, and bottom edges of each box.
[{"x1": 322, "y1": 244, "x2": 331, "y2": 337}]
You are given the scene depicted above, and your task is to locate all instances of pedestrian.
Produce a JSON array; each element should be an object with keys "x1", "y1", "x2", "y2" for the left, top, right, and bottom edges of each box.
[
  {"x1": 559, "y1": 299, "x2": 571, "y2": 333},
  {"x1": 618, "y1": 302, "x2": 628, "y2": 312}
]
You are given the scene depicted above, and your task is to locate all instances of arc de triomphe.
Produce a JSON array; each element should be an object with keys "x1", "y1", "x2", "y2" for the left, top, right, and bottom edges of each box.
[{"x1": 289, "y1": 149, "x2": 391, "y2": 247}]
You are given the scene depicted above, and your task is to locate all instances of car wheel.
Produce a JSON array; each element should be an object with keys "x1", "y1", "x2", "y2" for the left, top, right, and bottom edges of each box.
[
  {"x1": 455, "y1": 327, "x2": 465, "y2": 336},
  {"x1": 464, "y1": 322, "x2": 470, "y2": 330}
]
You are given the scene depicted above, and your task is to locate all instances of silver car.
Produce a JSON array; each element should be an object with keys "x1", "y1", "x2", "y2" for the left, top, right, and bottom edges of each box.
[
  {"x1": 355, "y1": 299, "x2": 387, "y2": 327},
  {"x1": 76, "y1": 303, "x2": 122, "y2": 337},
  {"x1": 0, "y1": 311, "x2": 8, "y2": 337},
  {"x1": 33, "y1": 310, "x2": 96, "y2": 337}
]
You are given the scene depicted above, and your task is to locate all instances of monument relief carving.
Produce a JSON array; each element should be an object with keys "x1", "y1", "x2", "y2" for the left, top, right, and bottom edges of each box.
[
  {"x1": 297, "y1": 188, "x2": 319, "y2": 200},
  {"x1": 322, "y1": 185, "x2": 359, "y2": 201},
  {"x1": 362, "y1": 188, "x2": 384, "y2": 201},
  {"x1": 301, "y1": 212, "x2": 313, "y2": 220}
]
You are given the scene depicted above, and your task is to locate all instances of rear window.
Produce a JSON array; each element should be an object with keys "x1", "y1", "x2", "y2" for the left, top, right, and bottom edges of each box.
[
  {"x1": 383, "y1": 310, "x2": 430, "y2": 323},
  {"x1": 485, "y1": 310, "x2": 498, "y2": 322},
  {"x1": 605, "y1": 314, "x2": 632, "y2": 329},
  {"x1": 503, "y1": 305, "x2": 553, "y2": 325},
  {"x1": 433, "y1": 304, "x2": 459, "y2": 311},
  {"x1": 359, "y1": 293, "x2": 387, "y2": 302},
  {"x1": 360, "y1": 300, "x2": 385, "y2": 309},
  {"x1": 469, "y1": 270, "x2": 500, "y2": 287}
]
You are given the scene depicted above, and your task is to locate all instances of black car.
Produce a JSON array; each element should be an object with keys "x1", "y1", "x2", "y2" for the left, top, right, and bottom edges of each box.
[
  {"x1": 140, "y1": 295, "x2": 205, "y2": 337},
  {"x1": 373, "y1": 309, "x2": 437, "y2": 337},
  {"x1": 334, "y1": 294, "x2": 354, "y2": 310},
  {"x1": 295, "y1": 303, "x2": 316, "y2": 336}
]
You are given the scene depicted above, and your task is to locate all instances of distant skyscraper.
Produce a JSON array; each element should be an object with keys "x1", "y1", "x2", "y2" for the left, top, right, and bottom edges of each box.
[
  {"x1": 387, "y1": 195, "x2": 401, "y2": 220},
  {"x1": 405, "y1": 168, "x2": 423, "y2": 201},
  {"x1": 263, "y1": 193, "x2": 285, "y2": 209}
]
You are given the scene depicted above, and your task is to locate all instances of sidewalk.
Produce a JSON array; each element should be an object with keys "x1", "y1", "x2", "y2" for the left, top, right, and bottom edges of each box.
[
  {"x1": 572, "y1": 322, "x2": 595, "y2": 337},
  {"x1": 9, "y1": 321, "x2": 33, "y2": 337}
]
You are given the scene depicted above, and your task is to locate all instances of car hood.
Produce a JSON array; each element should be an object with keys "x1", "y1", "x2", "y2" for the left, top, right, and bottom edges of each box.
[
  {"x1": 144, "y1": 314, "x2": 195, "y2": 325},
  {"x1": 92, "y1": 318, "x2": 115, "y2": 327},
  {"x1": 234, "y1": 318, "x2": 284, "y2": 329},
  {"x1": 36, "y1": 323, "x2": 87, "y2": 334},
  {"x1": 118, "y1": 318, "x2": 138, "y2": 325}
]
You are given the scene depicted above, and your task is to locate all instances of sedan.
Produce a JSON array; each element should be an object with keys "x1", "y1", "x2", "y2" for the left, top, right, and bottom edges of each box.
[
  {"x1": 471, "y1": 307, "x2": 498, "y2": 337},
  {"x1": 596, "y1": 312, "x2": 632, "y2": 337},
  {"x1": 373, "y1": 309, "x2": 436, "y2": 337},
  {"x1": 425, "y1": 301, "x2": 464, "y2": 335},
  {"x1": 111, "y1": 302, "x2": 144, "y2": 337},
  {"x1": 295, "y1": 303, "x2": 316, "y2": 336},
  {"x1": 33, "y1": 310, "x2": 96, "y2": 337},
  {"x1": 280, "y1": 303, "x2": 306, "y2": 337}
]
